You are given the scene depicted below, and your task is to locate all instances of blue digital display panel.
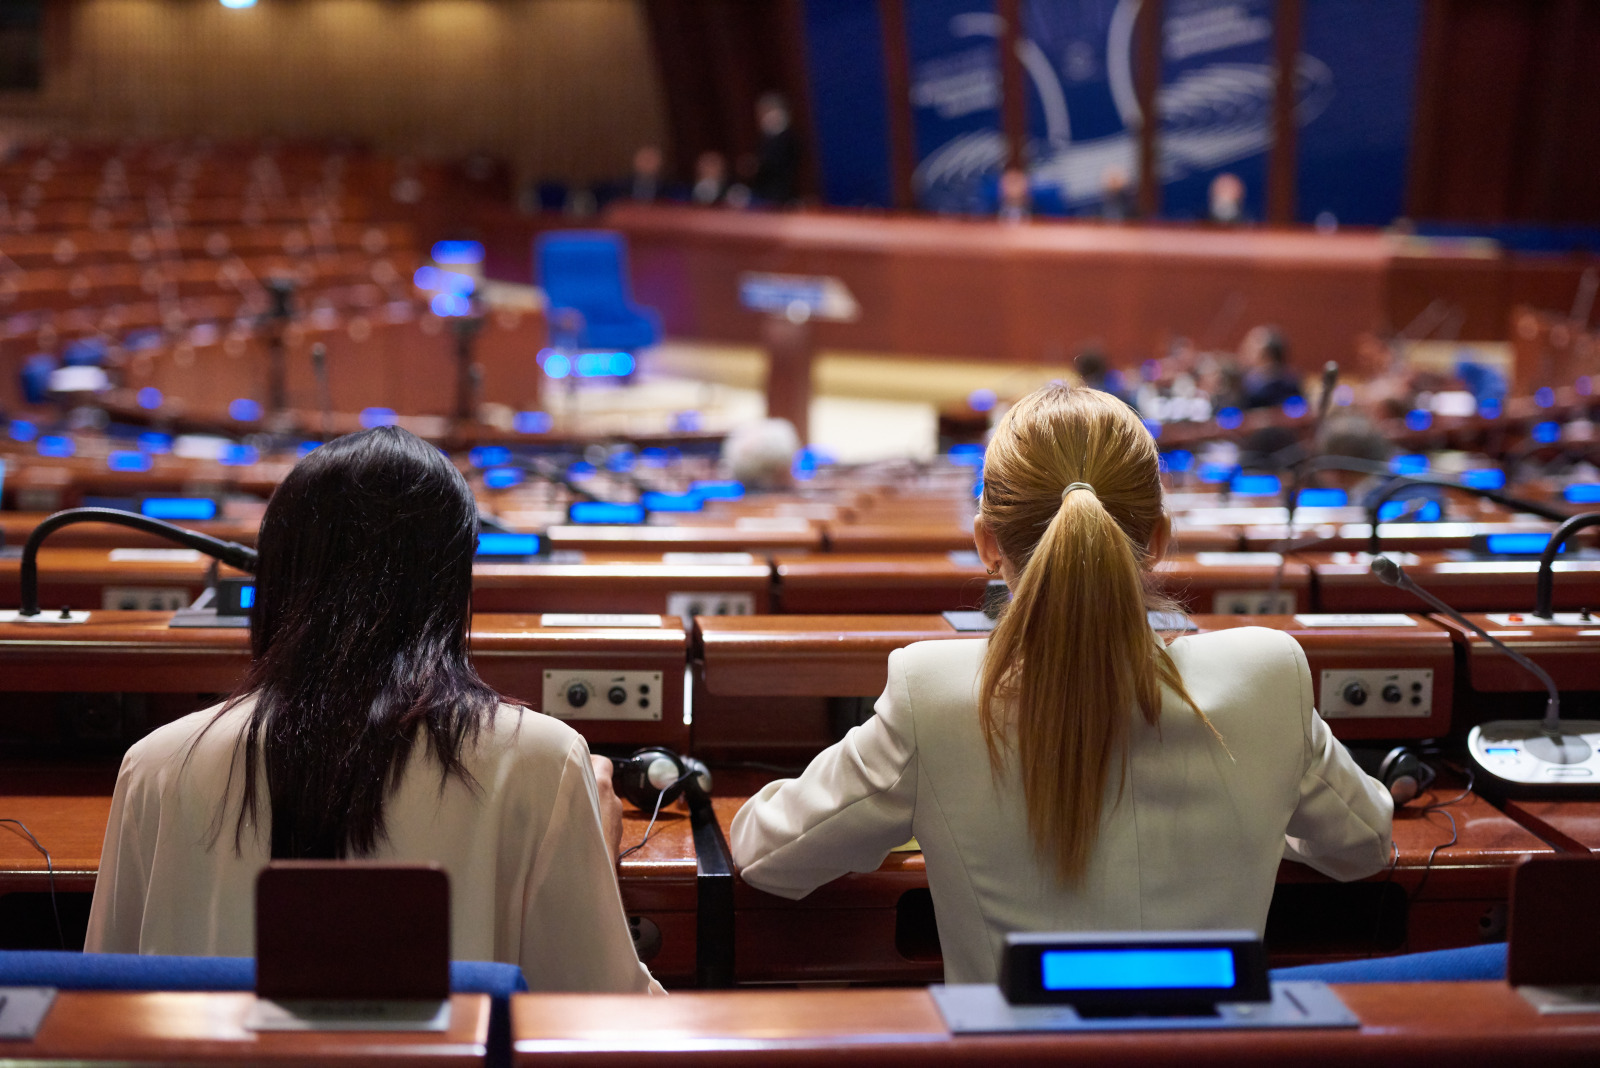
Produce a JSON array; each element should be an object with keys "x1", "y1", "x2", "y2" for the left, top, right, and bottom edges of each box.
[
  {"x1": 1485, "y1": 533, "x2": 1560, "y2": 555},
  {"x1": 141, "y1": 497, "x2": 219, "y2": 521},
  {"x1": 690, "y1": 480, "x2": 745, "y2": 500},
  {"x1": 1197, "y1": 463, "x2": 1233, "y2": 484},
  {"x1": 641, "y1": 491, "x2": 705, "y2": 513},
  {"x1": 108, "y1": 450, "x2": 152, "y2": 472},
  {"x1": 1296, "y1": 488, "x2": 1348, "y2": 507},
  {"x1": 1041, "y1": 948, "x2": 1236, "y2": 991},
  {"x1": 568, "y1": 501, "x2": 646, "y2": 525},
  {"x1": 1161, "y1": 450, "x2": 1194, "y2": 474},
  {"x1": 1461, "y1": 468, "x2": 1506, "y2": 491},
  {"x1": 1230, "y1": 474, "x2": 1281, "y2": 497},
  {"x1": 1566, "y1": 483, "x2": 1600, "y2": 504},
  {"x1": 37, "y1": 435, "x2": 75, "y2": 457},
  {"x1": 482, "y1": 467, "x2": 524, "y2": 490},
  {"x1": 238, "y1": 585, "x2": 256, "y2": 609},
  {"x1": 1378, "y1": 499, "x2": 1442, "y2": 522},
  {"x1": 476, "y1": 532, "x2": 543, "y2": 557},
  {"x1": 1390, "y1": 454, "x2": 1429, "y2": 475},
  {"x1": 470, "y1": 446, "x2": 510, "y2": 468}
]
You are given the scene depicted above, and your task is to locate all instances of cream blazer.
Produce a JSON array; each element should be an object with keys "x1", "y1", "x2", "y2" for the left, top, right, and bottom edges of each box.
[
  {"x1": 85, "y1": 698, "x2": 661, "y2": 994},
  {"x1": 730, "y1": 627, "x2": 1395, "y2": 984}
]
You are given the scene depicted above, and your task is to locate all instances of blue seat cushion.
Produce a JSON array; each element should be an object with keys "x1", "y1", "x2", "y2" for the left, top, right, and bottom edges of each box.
[{"x1": 1270, "y1": 943, "x2": 1506, "y2": 984}]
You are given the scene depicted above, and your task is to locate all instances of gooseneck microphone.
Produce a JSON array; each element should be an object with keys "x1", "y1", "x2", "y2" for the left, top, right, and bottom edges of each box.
[
  {"x1": 1315, "y1": 360, "x2": 1339, "y2": 424},
  {"x1": 16, "y1": 508, "x2": 258, "y2": 618},
  {"x1": 1533, "y1": 511, "x2": 1600, "y2": 619},
  {"x1": 1369, "y1": 557, "x2": 1596, "y2": 777}
]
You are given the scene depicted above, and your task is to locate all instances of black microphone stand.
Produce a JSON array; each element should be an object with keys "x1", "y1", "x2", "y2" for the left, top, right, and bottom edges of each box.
[
  {"x1": 14, "y1": 509, "x2": 257, "y2": 618},
  {"x1": 1533, "y1": 512, "x2": 1600, "y2": 619},
  {"x1": 1365, "y1": 474, "x2": 1570, "y2": 556}
]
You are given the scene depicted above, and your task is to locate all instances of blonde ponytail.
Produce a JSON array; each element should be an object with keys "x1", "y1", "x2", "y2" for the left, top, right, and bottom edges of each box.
[{"x1": 977, "y1": 386, "x2": 1212, "y2": 884}]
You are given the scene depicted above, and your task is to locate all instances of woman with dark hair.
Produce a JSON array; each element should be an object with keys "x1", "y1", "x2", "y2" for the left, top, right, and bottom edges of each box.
[{"x1": 86, "y1": 426, "x2": 659, "y2": 992}]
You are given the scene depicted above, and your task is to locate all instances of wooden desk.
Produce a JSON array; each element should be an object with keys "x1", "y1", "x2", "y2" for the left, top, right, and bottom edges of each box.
[
  {"x1": 0, "y1": 770, "x2": 699, "y2": 983},
  {"x1": 1308, "y1": 552, "x2": 1600, "y2": 615},
  {"x1": 1501, "y1": 800, "x2": 1600, "y2": 855},
  {"x1": 472, "y1": 555, "x2": 773, "y2": 616},
  {"x1": 1240, "y1": 520, "x2": 1563, "y2": 555},
  {"x1": 0, "y1": 548, "x2": 241, "y2": 612},
  {"x1": 712, "y1": 780, "x2": 1548, "y2": 983},
  {"x1": 546, "y1": 525, "x2": 822, "y2": 555},
  {"x1": 823, "y1": 523, "x2": 980, "y2": 555},
  {"x1": 694, "y1": 614, "x2": 1457, "y2": 757},
  {"x1": 1433, "y1": 615, "x2": 1600, "y2": 701},
  {"x1": 512, "y1": 984, "x2": 1600, "y2": 1066},
  {"x1": 8, "y1": 991, "x2": 488, "y2": 1065},
  {"x1": 773, "y1": 552, "x2": 990, "y2": 614},
  {"x1": 0, "y1": 611, "x2": 692, "y2": 751},
  {"x1": 1156, "y1": 555, "x2": 1314, "y2": 615},
  {"x1": 0, "y1": 513, "x2": 262, "y2": 550}
]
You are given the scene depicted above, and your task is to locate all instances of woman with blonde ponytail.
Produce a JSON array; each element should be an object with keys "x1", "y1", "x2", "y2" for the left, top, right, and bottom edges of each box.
[{"x1": 731, "y1": 384, "x2": 1393, "y2": 984}]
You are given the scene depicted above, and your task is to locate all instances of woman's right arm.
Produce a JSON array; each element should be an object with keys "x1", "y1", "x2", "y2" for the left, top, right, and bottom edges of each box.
[
  {"x1": 519, "y1": 737, "x2": 663, "y2": 993},
  {"x1": 83, "y1": 750, "x2": 152, "y2": 953},
  {"x1": 1282, "y1": 639, "x2": 1396, "y2": 880}
]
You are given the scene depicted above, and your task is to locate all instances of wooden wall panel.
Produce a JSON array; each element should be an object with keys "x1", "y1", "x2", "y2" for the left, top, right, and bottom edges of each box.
[{"x1": 4, "y1": 0, "x2": 667, "y2": 185}]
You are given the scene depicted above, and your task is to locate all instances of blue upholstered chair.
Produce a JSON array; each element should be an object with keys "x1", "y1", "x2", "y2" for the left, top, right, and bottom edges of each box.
[
  {"x1": 535, "y1": 231, "x2": 661, "y2": 355},
  {"x1": 1270, "y1": 942, "x2": 1507, "y2": 984},
  {"x1": 0, "y1": 950, "x2": 528, "y2": 998}
]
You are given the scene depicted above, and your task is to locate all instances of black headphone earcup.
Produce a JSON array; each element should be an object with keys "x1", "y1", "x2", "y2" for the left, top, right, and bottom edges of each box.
[{"x1": 1376, "y1": 747, "x2": 1433, "y2": 807}]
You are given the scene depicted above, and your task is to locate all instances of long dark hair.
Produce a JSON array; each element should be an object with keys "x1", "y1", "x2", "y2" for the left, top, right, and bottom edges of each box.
[{"x1": 208, "y1": 425, "x2": 500, "y2": 859}]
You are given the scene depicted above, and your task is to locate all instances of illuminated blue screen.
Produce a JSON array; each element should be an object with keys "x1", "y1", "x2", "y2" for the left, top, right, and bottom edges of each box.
[
  {"x1": 1230, "y1": 474, "x2": 1280, "y2": 497},
  {"x1": 1161, "y1": 450, "x2": 1194, "y2": 474},
  {"x1": 1197, "y1": 463, "x2": 1233, "y2": 484},
  {"x1": 470, "y1": 446, "x2": 510, "y2": 468},
  {"x1": 238, "y1": 585, "x2": 256, "y2": 609},
  {"x1": 37, "y1": 435, "x2": 75, "y2": 457},
  {"x1": 1041, "y1": 948, "x2": 1236, "y2": 991},
  {"x1": 1485, "y1": 533, "x2": 1560, "y2": 555},
  {"x1": 1391, "y1": 454, "x2": 1429, "y2": 476},
  {"x1": 108, "y1": 450, "x2": 152, "y2": 472},
  {"x1": 1461, "y1": 468, "x2": 1506, "y2": 491},
  {"x1": 141, "y1": 498, "x2": 218, "y2": 521},
  {"x1": 568, "y1": 501, "x2": 646, "y2": 525},
  {"x1": 642, "y1": 491, "x2": 705, "y2": 513},
  {"x1": 1566, "y1": 484, "x2": 1600, "y2": 504},
  {"x1": 690, "y1": 480, "x2": 745, "y2": 500},
  {"x1": 483, "y1": 467, "x2": 524, "y2": 490},
  {"x1": 476, "y1": 532, "x2": 542, "y2": 556},
  {"x1": 1296, "y1": 488, "x2": 1348, "y2": 507},
  {"x1": 1378, "y1": 499, "x2": 1442, "y2": 522}
]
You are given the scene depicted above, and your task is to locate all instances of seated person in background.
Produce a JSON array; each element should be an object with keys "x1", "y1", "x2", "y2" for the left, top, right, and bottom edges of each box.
[
  {"x1": 1208, "y1": 171, "x2": 1248, "y2": 224},
  {"x1": 1074, "y1": 348, "x2": 1133, "y2": 408},
  {"x1": 692, "y1": 151, "x2": 730, "y2": 206},
  {"x1": 998, "y1": 167, "x2": 1032, "y2": 224},
  {"x1": 731, "y1": 385, "x2": 1393, "y2": 984},
  {"x1": 722, "y1": 417, "x2": 800, "y2": 491},
  {"x1": 86, "y1": 426, "x2": 661, "y2": 993},
  {"x1": 1240, "y1": 326, "x2": 1303, "y2": 409}
]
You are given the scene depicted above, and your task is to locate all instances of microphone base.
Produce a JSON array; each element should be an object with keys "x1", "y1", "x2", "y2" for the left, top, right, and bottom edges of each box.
[{"x1": 1468, "y1": 721, "x2": 1600, "y2": 797}]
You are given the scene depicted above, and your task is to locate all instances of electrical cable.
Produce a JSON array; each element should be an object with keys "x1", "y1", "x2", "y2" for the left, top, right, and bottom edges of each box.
[
  {"x1": 615, "y1": 771, "x2": 691, "y2": 862},
  {"x1": 0, "y1": 817, "x2": 64, "y2": 949}
]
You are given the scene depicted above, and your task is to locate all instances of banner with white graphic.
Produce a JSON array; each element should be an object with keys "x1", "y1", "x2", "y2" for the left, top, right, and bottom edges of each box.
[{"x1": 905, "y1": 0, "x2": 1004, "y2": 213}]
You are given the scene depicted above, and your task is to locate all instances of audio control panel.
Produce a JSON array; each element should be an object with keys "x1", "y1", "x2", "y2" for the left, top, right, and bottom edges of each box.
[
  {"x1": 1318, "y1": 668, "x2": 1433, "y2": 719},
  {"x1": 542, "y1": 670, "x2": 663, "y2": 722}
]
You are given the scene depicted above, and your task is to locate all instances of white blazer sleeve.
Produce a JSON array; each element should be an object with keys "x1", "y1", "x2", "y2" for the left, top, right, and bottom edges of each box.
[
  {"x1": 519, "y1": 737, "x2": 664, "y2": 994},
  {"x1": 84, "y1": 748, "x2": 154, "y2": 953},
  {"x1": 730, "y1": 647, "x2": 918, "y2": 900},
  {"x1": 1282, "y1": 639, "x2": 1395, "y2": 881}
]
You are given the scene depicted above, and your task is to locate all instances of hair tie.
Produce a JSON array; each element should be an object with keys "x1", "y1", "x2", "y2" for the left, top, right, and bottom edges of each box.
[{"x1": 1062, "y1": 482, "x2": 1095, "y2": 500}]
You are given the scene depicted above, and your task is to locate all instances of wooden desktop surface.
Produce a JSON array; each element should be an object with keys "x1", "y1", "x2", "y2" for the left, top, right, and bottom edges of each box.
[
  {"x1": 1433, "y1": 615, "x2": 1600, "y2": 692},
  {"x1": 510, "y1": 983, "x2": 1600, "y2": 1065},
  {"x1": 9, "y1": 991, "x2": 488, "y2": 1065},
  {"x1": 1308, "y1": 552, "x2": 1600, "y2": 614}
]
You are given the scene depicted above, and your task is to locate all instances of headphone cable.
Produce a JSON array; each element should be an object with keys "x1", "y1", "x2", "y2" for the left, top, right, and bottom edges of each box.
[
  {"x1": 616, "y1": 771, "x2": 692, "y2": 862},
  {"x1": 0, "y1": 818, "x2": 64, "y2": 949}
]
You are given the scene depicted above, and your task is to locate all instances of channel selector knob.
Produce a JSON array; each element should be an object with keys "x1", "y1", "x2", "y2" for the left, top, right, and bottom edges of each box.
[
  {"x1": 608, "y1": 686, "x2": 628, "y2": 706},
  {"x1": 566, "y1": 683, "x2": 589, "y2": 708},
  {"x1": 1382, "y1": 683, "x2": 1403, "y2": 703},
  {"x1": 1342, "y1": 681, "x2": 1368, "y2": 707}
]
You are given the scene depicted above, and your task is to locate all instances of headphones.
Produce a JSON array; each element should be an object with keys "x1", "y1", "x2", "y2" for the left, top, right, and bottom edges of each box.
[
  {"x1": 612, "y1": 747, "x2": 712, "y2": 812},
  {"x1": 1352, "y1": 745, "x2": 1436, "y2": 807}
]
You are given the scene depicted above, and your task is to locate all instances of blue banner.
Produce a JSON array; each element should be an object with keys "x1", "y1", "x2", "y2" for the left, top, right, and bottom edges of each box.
[
  {"x1": 904, "y1": 0, "x2": 1003, "y2": 213},
  {"x1": 1294, "y1": 0, "x2": 1422, "y2": 226},
  {"x1": 802, "y1": 0, "x2": 894, "y2": 208}
]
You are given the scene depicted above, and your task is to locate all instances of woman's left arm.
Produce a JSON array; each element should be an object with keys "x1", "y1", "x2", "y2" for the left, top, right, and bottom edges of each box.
[{"x1": 729, "y1": 648, "x2": 918, "y2": 900}]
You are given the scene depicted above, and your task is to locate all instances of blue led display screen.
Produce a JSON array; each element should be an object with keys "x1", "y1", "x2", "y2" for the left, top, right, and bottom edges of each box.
[
  {"x1": 141, "y1": 498, "x2": 219, "y2": 521},
  {"x1": 568, "y1": 501, "x2": 646, "y2": 525},
  {"x1": 1378, "y1": 499, "x2": 1442, "y2": 522},
  {"x1": 1040, "y1": 948, "x2": 1236, "y2": 991},
  {"x1": 238, "y1": 585, "x2": 256, "y2": 609},
  {"x1": 1566, "y1": 483, "x2": 1600, "y2": 504},
  {"x1": 476, "y1": 532, "x2": 543, "y2": 556},
  {"x1": 1230, "y1": 474, "x2": 1281, "y2": 497},
  {"x1": 1485, "y1": 533, "x2": 1562, "y2": 555},
  {"x1": 1296, "y1": 488, "x2": 1348, "y2": 507},
  {"x1": 641, "y1": 491, "x2": 705, "y2": 513},
  {"x1": 689, "y1": 480, "x2": 745, "y2": 500}
]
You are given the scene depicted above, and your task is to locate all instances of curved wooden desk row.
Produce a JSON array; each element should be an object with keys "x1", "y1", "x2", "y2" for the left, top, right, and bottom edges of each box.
[
  {"x1": 5, "y1": 983, "x2": 1600, "y2": 1066},
  {"x1": 3, "y1": 543, "x2": 1598, "y2": 618}
]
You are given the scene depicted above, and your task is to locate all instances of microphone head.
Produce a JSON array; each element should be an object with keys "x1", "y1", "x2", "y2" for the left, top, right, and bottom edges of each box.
[
  {"x1": 1370, "y1": 556, "x2": 1403, "y2": 587},
  {"x1": 1321, "y1": 361, "x2": 1339, "y2": 386}
]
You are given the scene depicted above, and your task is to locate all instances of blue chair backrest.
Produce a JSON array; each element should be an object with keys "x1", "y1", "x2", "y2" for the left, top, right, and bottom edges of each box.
[
  {"x1": 20, "y1": 353, "x2": 57, "y2": 405},
  {"x1": 538, "y1": 232, "x2": 637, "y2": 317},
  {"x1": 0, "y1": 951, "x2": 528, "y2": 997}
]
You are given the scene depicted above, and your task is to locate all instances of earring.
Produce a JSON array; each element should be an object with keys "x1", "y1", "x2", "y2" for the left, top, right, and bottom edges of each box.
[{"x1": 985, "y1": 567, "x2": 998, "y2": 576}]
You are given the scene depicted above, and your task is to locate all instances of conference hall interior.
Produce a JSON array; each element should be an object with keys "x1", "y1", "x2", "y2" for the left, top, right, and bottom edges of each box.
[{"x1": 1, "y1": 1, "x2": 1600, "y2": 1063}]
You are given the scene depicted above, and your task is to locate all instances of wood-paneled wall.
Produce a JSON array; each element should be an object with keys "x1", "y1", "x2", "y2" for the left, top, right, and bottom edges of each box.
[{"x1": 2, "y1": 0, "x2": 667, "y2": 185}]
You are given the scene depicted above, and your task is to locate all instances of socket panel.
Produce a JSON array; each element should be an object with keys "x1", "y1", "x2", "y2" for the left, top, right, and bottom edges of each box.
[
  {"x1": 665, "y1": 591, "x2": 755, "y2": 619},
  {"x1": 103, "y1": 586, "x2": 192, "y2": 611},
  {"x1": 543, "y1": 669, "x2": 663, "y2": 722},
  {"x1": 1319, "y1": 668, "x2": 1433, "y2": 719},
  {"x1": 1212, "y1": 589, "x2": 1298, "y2": 615}
]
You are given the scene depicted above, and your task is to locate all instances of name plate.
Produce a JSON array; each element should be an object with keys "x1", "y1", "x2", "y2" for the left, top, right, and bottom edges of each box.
[
  {"x1": 109, "y1": 548, "x2": 203, "y2": 562},
  {"x1": 661, "y1": 552, "x2": 756, "y2": 565},
  {"x1": 540, "y1": 614, "x2": 663, "y2": 628},
  {"x1": 1292, "y1": 614, "x2": 1418, "y2": 628},
  {"x1": 1195, "y1": 553, "x2": 1283, "y2": 567}
]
